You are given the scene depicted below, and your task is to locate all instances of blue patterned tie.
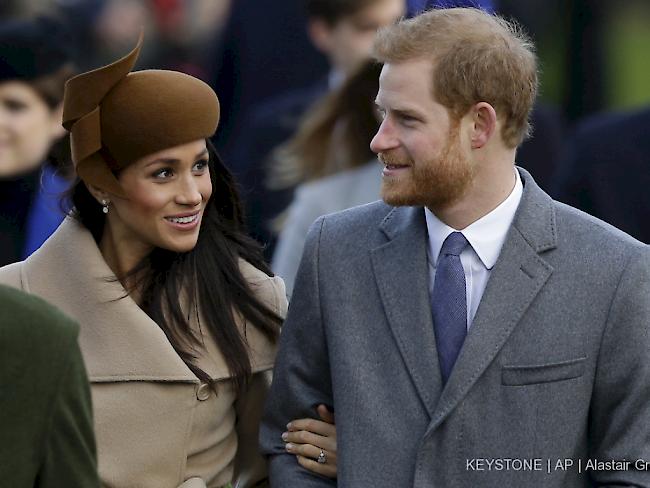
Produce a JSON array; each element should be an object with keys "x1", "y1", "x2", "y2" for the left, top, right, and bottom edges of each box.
[{"x1": 431, "y1": 232, "x2": 469, "y2": 385}]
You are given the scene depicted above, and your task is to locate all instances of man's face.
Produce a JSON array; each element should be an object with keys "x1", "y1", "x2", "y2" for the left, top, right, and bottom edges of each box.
[
  {"x1": 371, "y1": 58, "x2": 475, "y2": 210},
  {"x1": 316, "y1": 0, "x2": 405, "y2": 76}
]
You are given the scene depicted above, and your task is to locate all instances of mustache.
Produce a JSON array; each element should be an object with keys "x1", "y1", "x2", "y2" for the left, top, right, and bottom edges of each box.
[{"x1": 378, "y1": 152, "x2": 412, "y2": 166}]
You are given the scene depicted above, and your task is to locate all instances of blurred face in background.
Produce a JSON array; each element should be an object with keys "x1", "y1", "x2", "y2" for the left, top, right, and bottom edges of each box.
[
  {"x1": 310, "y1": 0, "x2": 405, "y2": 77},
  {"x1": 0, "y1": 81, "x2": 65, "y2": 177}
]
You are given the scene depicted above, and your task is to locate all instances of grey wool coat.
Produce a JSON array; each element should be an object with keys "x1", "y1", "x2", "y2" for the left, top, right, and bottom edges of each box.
[{"x1": 260, "y1": 168, "x2": 650, "y2": 487}]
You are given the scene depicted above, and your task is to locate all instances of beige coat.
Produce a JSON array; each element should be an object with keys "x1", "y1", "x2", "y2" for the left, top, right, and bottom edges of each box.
[{"x1": 0, "y1": 218, "x2": 287, "y2": 488}]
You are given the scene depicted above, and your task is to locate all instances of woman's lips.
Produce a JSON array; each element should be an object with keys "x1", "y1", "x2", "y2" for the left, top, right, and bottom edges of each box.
[{"x1": 164, "y1": 212, "x2": 201, "y2": 230}]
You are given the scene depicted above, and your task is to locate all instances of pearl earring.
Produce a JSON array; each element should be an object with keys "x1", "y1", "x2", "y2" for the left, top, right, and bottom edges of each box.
[{"x1": 101, "y1": 199, "x2": 110, "y2": 214}]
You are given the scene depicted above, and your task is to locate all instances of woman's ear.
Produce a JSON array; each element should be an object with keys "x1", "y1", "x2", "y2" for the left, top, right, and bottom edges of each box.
[
  {"x1": 469, "y1": 102, "x2": 497, "y2": 149},
  {"x1": 85, "y1": 182, "x2": 110, "y2": 206}
]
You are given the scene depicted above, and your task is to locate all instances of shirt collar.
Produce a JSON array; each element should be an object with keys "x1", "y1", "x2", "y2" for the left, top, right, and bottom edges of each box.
[{"x1": 425, "y1": 168, "x2": 523, "y2": 270}]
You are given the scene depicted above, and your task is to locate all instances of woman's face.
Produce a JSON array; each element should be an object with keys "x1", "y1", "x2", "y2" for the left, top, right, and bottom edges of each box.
[
  {"x1": 0, "y1": 81, "x2": 64, "y2": 177},
  {"x1": 104, "y1": 139, "x2": 213, "y2": 260}
]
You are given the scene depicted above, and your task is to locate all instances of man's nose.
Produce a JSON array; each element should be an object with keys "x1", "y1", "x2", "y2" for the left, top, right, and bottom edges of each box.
[{"x1": 370, "y1": 118, "x2": 398, "y2": 154}]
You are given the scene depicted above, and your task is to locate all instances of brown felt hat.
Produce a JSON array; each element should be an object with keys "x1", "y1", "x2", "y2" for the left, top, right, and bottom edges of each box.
[{"x1": 62, "y1": 34, "x2": 220, "y2": 197}]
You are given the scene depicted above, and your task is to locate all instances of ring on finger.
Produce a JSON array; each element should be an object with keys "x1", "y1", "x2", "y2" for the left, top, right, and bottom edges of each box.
[{"x1": 317, "y1": 449, "x2": 327, "y2": 464}]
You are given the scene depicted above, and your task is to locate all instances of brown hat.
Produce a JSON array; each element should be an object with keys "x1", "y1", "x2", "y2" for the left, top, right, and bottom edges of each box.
[{"x1": 62, "y1": 34, "x2": 220, "y2": 197}]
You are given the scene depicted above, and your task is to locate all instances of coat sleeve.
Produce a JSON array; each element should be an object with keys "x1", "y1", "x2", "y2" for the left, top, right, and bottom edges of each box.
[
  {"x1": 260, "y1": 217, "x2": 336, "y2": 487},
  {"x1": 37, "y1": 325, "x2": 99, "y2": 488},
  {"x1": 588, "y1": 247, "x2": 650, "y2": 487},
  {"x1": 233, "y1": 276, "x2": 288, "y2": 488}
]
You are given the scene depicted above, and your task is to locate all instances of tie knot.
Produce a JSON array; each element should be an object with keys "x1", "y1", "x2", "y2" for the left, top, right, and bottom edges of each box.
[{"x1": 440, "y1": 232, "x2": 468, "y2": 257}]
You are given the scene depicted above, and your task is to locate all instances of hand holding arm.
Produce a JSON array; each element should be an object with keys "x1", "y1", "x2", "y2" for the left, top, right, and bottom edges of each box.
[{"x1": 284, "y1": 405, "x2": 337, "y2": 479}]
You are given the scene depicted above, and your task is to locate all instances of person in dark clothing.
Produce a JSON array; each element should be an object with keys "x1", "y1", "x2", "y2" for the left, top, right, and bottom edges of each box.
[
  {"x1": 0, "y1": 17, "x2": 74, "y2": 265},
  {"x1": 231, "y1": 0, "x2": 405, "y2": 257},
  {"x1": 0, "y1": 284, "x2": 99, "y2": 488},
  {"x1": 553, "y1": 106, "x2": 650, "y2": 243}
]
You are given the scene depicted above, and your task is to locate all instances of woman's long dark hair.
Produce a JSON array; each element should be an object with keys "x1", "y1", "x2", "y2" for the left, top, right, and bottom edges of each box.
[{"x1": 66, "y1": 140, "x2": 282, "y2": 392}]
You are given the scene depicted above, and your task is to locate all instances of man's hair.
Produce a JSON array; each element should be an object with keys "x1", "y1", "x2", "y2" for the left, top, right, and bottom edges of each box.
[
  {"x1": 373, "y1": 8, "x2": 538, "y2": 148},
  {"x1": 307, "y1": 0, "x2": 383, "y2": 26}
]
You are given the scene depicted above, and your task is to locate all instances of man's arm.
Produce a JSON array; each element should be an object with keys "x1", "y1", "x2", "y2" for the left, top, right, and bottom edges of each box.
[
  {"x1": 37, "y1": 328, "x2": 99, "y2": 488},
  {"x1": 589, "y1": 247, "x2": 650, "y2": 487},
  {"x1": 260, "y1": 216, "x2": 336, "y2": 487}
]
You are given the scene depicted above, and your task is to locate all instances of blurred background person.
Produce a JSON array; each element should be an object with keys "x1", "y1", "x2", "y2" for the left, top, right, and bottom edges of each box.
[
  {"x1": 271, "y1": 60, "x2": 383, "y2": 296},
  {"x1": 230, "y1": 0, "x2": 406, "y2": 260},
  {"x1": 0, "y1": 16, "x2": 75, "y2": 266},
  {"x1": 408, "y1": 0, "x2": 494, "y2": 14},
  {"x1": 553, "y1": 105, "x2": 650, "y2": 243}
]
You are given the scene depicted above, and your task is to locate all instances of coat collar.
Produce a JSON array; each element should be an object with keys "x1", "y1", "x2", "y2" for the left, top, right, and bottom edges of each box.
[{"x1": 21, "y1": 218, "x2": 276, "y2": 383}]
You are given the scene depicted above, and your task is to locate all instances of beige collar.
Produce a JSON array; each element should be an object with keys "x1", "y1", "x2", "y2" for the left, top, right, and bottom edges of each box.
[{"x1": 21, "y1": 218, "x2": 276, "y2": 382}]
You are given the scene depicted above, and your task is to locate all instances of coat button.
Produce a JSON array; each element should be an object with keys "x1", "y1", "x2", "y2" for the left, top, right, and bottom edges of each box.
[{"x1": 196, "y1": 383, "x2": 211, "y2": 401}]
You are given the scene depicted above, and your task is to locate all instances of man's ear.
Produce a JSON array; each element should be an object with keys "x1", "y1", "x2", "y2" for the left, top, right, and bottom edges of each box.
[
  {"x1": 469, "y1": 102, "x2": 497, "y2": 149},
  {"x1": 307, "y1": 18, "x2": 334, "y2": 55}
]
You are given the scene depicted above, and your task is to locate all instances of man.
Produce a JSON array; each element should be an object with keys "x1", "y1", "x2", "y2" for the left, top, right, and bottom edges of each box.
[
  {"x1": 553, "y1": 105, "x2": 650, "y2": 244},
  {"x1": 233, "y1": 0, "x2": 405, "y2": 257},
  {"x1": 0, "y1": 284, "x2": 99, "y2": 487},
  {"x1": 261, "y1": 8, "x2": 650, "y2": 487}
]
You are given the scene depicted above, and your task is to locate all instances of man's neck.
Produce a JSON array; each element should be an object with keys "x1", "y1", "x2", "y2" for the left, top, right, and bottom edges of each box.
[{"x1": 429, "y1": 163, "x2": 517, "y2": 230}]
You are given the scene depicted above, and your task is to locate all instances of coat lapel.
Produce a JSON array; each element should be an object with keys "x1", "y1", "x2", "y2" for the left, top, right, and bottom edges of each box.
[
  {"x1": 371, "y1": 206, "x2": 443, "y2": 418},
  {"x1": 22, "y1": 218, "x2": 199, "y2": 383},
  {"x1": 427, "y1": 168, "x2": 557, "y2": 432}
]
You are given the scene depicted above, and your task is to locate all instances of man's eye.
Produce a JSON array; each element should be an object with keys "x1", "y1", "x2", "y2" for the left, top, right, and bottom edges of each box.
[{"x1": 400, "y1": 114, "x2": 418, "y2": 124}]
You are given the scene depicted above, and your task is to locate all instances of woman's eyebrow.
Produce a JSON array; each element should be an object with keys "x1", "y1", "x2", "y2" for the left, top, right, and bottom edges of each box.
[{"x1": 145, "y1": 149, "x2": 209, "y2": 167}]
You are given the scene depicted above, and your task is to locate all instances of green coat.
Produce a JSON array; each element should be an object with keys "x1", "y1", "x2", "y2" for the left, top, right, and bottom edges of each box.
[{"x1": 0, "y1": 284, "x2": 99, "y2": 487}]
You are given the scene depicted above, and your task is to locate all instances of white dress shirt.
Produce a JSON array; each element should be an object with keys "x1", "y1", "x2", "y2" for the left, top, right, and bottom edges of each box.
[{"x1": 425, "y1": 169, "x2": 523, "y2": 328}]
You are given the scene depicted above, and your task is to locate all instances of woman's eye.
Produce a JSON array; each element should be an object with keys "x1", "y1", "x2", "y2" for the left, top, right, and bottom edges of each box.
[
  {"x1": 192, "y1": 159, "x2": 209, "y2": 172},
  {"x1": 3, "y1": 99, "x2": 28, "y2": 112},
  {"x1": 152, "y1": 168, "x2": 173, "y2": 179}
]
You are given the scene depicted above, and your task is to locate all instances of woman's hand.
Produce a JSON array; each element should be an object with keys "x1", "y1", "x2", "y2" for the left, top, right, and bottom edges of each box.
[{"x1": 283, "y1": 404, "x2": 337, "y2": 478}]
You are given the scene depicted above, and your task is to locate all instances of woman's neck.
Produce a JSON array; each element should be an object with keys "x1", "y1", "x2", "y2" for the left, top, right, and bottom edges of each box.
[{"x1": 99, "y1": 221, "x2": 153, "y2": 298}]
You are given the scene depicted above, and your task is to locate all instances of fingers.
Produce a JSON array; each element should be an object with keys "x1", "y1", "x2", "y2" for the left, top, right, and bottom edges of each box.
[
  {"x1": 317, "y1": 404, "x2": 335, "y2": 424},
  {"x1": 286, "y1": 440, "x2": 336, "y2": 463},
  {"x1": 284, "y1": 410, "x2": 338, "y2": 478},
  {"x1": 296, "y1": 454, "x2": 337, "y2": 479},
  {"x1": 282, "y1": 428, "x2": 336, "y2": 453},
  {"x1": 287, "y1": 418, "x2": 336, "y2": 438}
]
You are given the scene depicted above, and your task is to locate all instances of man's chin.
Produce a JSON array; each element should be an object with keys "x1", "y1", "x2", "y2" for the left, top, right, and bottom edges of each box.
[{"x1": 381, "y1": 188, "x2": 419, "y2": 207}]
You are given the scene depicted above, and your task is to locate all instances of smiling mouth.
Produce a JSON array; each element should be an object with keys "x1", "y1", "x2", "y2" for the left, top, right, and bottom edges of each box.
[{"x1": 164, "y1": 213, "x2": 200, "y2": 225}]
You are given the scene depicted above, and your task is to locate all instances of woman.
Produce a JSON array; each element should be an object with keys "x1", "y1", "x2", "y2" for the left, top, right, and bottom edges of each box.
[
  {"x1": 0, "y1": 17, "x2": 74, "y2": 266},
  {"x1": 270, "y1": 60, "x2": 383, "y2": 295},
  {"x1": 0, "y1": 35, "x2": 335, "y2": 487}
]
